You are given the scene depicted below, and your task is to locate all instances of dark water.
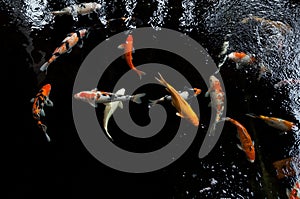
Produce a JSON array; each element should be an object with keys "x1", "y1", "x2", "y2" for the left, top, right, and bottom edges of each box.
[{"x1": 3, "y1": 0, "x2": 300, "y2": 198}]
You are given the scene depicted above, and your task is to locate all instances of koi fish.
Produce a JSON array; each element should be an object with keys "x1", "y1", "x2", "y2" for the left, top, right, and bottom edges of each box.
[
  {"x1": 30, "y1": 84, "x2": 53, "y2": 142},
  {"x1": 149, "y1": 87, "x2": 201, "y2": 108},
  {"x1": 118, "y1": 34, "x2": 146, "y2": 80},
  {"x1": 40, "y1": 28, "x2": 88, "y2": 72},
  {"x1": 51, "y1": 2, "x2": 101, "y2": 16},
  {"x1": 286, "y1": 180, "x2": 300, "y2": 199},
  {"x1": 223, "y1": 117, "x2": 255, "y2": 163},
  {"x1": 241, "y1": 15, "x2": 292, "y2": 34},
  {"x1": 103, "y1": 88, "x2": 125, "y2": 140},
  {"x1": 228, "y1": 52, "x2": 256, "y2": 69},
  {"x1": 246, "y1": 113, "x2": 295, "y2": 132},
  {"x1": 205, "y1": 75, "x2": 225, "y2": 136},
  {"x1": 74, "y1": 88, "x2": 146, "y2": 108},
  {"x1": 155, "y1": 73, "x2": 199, "y2": 126}
]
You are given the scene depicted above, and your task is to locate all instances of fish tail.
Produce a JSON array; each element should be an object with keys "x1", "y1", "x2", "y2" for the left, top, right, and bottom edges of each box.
[
  {"x1": 155, "y1": 72, "x2": 168, "y2": 87},
  {"x1": 132, "y1": 93, "x2": 146, "y2": 104},
  {"x1": 148, "y1": 98, "x2": 163, "y2": 108},
  {"x1": 245, "y1": 113, "x2": 258, "y2": 119},
  {"x1": 38, "y1": 122, "x2": 51, "y2": 142},
  {"x1": 40, "y1": 62, "x2": 50, "y2": 72},
  {"x1": 103, "y1": 126, "x2": 113, "y2": 140},
  {"x1": 134, "y1": 68, "x2": 146, "y2": 80}
]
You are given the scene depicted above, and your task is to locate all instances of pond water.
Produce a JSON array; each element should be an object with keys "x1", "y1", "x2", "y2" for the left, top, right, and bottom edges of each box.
[{"x1": 3, "y1": 0, "x2": 300, "y2": 198}]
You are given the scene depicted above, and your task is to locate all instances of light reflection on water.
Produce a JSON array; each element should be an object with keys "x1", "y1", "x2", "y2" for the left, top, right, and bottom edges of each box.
[
  {"x1": 179, "y1": 0, "x2": 199, "y2": 33},
  {"x1": 148, "y1": 0, "x2": 169, "y2": 30}
]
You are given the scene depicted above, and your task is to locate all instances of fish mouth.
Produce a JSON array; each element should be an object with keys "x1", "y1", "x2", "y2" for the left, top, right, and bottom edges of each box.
[{"x1": 249, "y1": 159, "x2": 255, "y2": 163}]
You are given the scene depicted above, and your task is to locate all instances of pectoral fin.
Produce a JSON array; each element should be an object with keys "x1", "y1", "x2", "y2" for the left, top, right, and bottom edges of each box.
[
  {"x1": 40, "y1": 109, "x2": 45, "y2": 117},
  {"x1": 205, "y1": 91, "x2": 210, "y2": 97},
  {"x1": 176, "y1": 112, "x2": 184, "y2": 118},
  {"x1": 237, "y1": 144, "x2": 244, "y2": 151},
  {"x1": 118, "y1": 101, "x2": 123, "y2": 109},
  {"x1": 118, "y1": 44, "x2": 125, "y2": 49},
  {"x1": 30, "y1": 98, "x2": 35, "y2": 103},
  {"x1": 88, "y1": 99, "x2": 97, "y2": 108}
]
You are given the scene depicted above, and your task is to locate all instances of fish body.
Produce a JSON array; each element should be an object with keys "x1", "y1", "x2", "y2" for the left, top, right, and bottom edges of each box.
[
  {"x1": 118, "y1": 34, "x2": 146, "y2": 79},
  {"x1": 246, "y1": 113, "x2": 295, "y2": 131},
  {"x1": 74, "y1": 88, "x2": 145, "y2": 108},
  {"x1": 228, "y1": 52, "x2": 256, "y2": 69},
  {"x1": 103, "y1": 88, "x2": 125, "y2": 140},
  {"x1": 224, "y1": 117, "x2": 255, "y2": 163},
  {"x1": 40, "y1": 28, "x2": 88, "y2": 72},
  {"x1": 31, "y1": 84, "x2": 53, "y2": 142},
  {"x1": 51, "y1": 2, "x2": 101, "y2": 16},
  {"x1": 205, "y1": 75, "x2": 225, "y2": 136},
  {"x1": 287, "y1": 181, "x2": 300, "y2": 199},
  {"x1": 149, "y1": 87, "x2": 201, "y2": 108},
  {"x1": 155, "y1": 73, "x2": 199, "y2": 127}
]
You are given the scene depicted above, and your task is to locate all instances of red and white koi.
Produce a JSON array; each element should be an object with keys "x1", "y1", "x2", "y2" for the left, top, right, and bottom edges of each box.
[
  {"x1": 246, "y1": 113, "x2": 296, "y2": 132},
  {"x1": 205, "y1": 75, "x2": 225, "y2": 136},
  {"x1": 228, "y1": 52, "x2": 256, "y2": 69},
  {"x1": 155, "y1": 73, "x2": 199, "y2": 127},
  {"x1": 148, "y1": 87, "x2": 201, "y2": 108},
  {"x1": 51, "y1": 2, "x2": 101, "y2": 16},
  {"x1": 40, "y1": 28, "x2": 88, "y2": 72},
  {"x1": 223, "y1": 117, "x2": 255, "y2": 163},
  {"x1": 30, "y1": 84, "x2": 53, "y2": 142},
  {"x1": 118, "y1": 34, "x2": 146, "y2": 80},
  {"x1": 286, "y1": 180, "x2": 300, "y2": 199},
  {"x1": 74, "y1": 88, "x2": 146, "y2": 108}
]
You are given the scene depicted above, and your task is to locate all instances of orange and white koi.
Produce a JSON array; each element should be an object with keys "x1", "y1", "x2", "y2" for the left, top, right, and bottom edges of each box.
[
  {"x1": 223, "y1": 117, "x2": 255, "y2": 163},
  {"x1": 228, "y1": 52, "x2": 256, "y2": 69},
  {"x1": 286, "y1": 180, "x2": 300, "y2": 199},
  {"x1": 155, "y1": 73, "x2": 199, "y2": 127},
  {"x1": 40, "y1": 28, "x2": 88, "y2": 72},
  {"x1": 246, "y1": 113, "x2": 296, "y2": 132},
  {"x1": 205, "y1": 75, "x2": 225, "y2": 136},
  {"x1": 74, "y1": 88, "x2": 145, "y2": 108},
  {"x1": 30, "y1": 84, "x2": 53, "y2": 142},
  {"x1": 149, "y1": 87, "x2": 201, "y2": 108},
  {"x1": 51, "y1": 2, "x2": 101, "y2": 16},
  {"x1": 118, "y1": 34, "x2": 146, "y2": 80}
]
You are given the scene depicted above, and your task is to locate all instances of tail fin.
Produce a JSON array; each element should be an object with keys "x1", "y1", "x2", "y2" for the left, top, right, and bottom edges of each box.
[
  {"x1": 132, "y1": 93, "x2": 146, "y2": 104},
  {"x1": 40, "y1": 62, "x2": 49, "y2": 72},
  {"x1": 148, "y1": 97, "x2": 164, "y2": 108},
  {"x1": 39, "y1": 123, "x2": 51, "y2": 142},
  {"x1": 155, "y1": 72, "x2": 168, "y2": 87},
  {"x1": 245, "y1": 113, "x2": 258, "y2": 119},
  {"x1": 209, "y1": 123, "x2": 216, "y2": 136},
  {"x1": 135, "y1": 69, "x2": 146, "y2": 80}
]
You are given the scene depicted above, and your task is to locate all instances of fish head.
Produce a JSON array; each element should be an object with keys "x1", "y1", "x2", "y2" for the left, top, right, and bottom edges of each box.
[
  {"x1": 209, "y1": 75, "x2": 221, "y2": 88},
  {"x1": 41, "y1": 84, "x2": 51, "y2": 95},
  {"x1": 126, "y1": 34, "x2": 133, "y2": 43},
  {"x1": 74, "y1": 91, "x2": 96, "y2": 100},
  {"x1": 95, "y1": 3, "x2": 101, "y2": 10},
  {"x1": 193, "y1": 88, "x2": 202, "y2": 96},
  {"x1": 245, "y1": 145, "x2": 255, "y2": 163},
  {"x1": 79, "y1": 29, "x2": 89, "y2": 39}
]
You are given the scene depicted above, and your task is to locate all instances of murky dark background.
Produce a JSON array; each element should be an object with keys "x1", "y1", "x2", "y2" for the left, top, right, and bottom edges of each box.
[{"x1": 2, "y1": 0, "x2": 300, "y2": 198}]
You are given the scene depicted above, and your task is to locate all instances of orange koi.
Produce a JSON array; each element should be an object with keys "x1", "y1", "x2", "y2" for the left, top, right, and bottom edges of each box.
[
  {"x1": 40, "y1": 28, "x2": 88, "y2": 72},
  {"x1": 155, "y1": 73, "x2": 199, "y2": 126},
  {"x1": 287, "y1": 180, "x2": 300, "y2": 199},
  {"x1": 205, "y1": 75, "x2": 225, "y2": 136},
  {"x1": 246, "y1": 113, "x2": 296, "y2": 132},
  {"x1": 224, "y1": 117, "x2": 255, "y2": 163},
  {"x1": 118, "y1": 34, "x2": 146, "y2": 80},
  {"x1": 30, "y1": 84, "x2": 53, "y2": 142}
]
